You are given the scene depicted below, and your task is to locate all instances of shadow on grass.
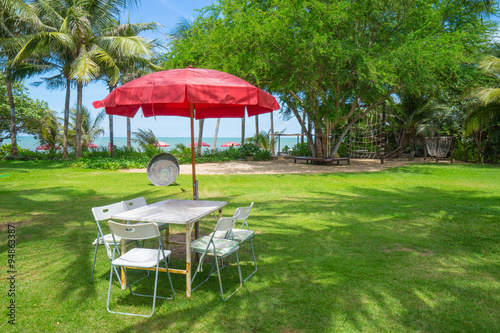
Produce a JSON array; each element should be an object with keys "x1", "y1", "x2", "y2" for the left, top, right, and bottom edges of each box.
[{"x1": 1, "y1": 163, "x2": 499, "y2": 331}]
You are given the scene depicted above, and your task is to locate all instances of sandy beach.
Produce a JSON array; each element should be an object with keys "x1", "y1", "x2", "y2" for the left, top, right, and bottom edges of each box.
[{"x1": 123, "y1": 157, "x2": 429, "y2": 175}]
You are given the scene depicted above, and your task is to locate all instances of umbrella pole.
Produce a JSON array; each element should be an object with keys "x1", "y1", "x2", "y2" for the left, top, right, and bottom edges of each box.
[{"x1": 190, "y1": 103, "x2": 198, "y2": 200}]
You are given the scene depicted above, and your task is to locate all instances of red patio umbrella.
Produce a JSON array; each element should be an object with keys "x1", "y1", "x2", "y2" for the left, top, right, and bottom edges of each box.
[
  {"x1": 153, "y1": 141, "x2": 170, "y2": 147},
  {"x1": 36, "y1": 144, "x2": 61, "y2": 150},
  {"x1": 93, "y1": 66, "x2": 280, "y2": 200},
  {"x1": 188, "y1": 142, "x2": 210, "y2": 147},
  {"x1": 87, "y1": 143, "x2": 99, "y2": 148},
  {"x1": 221, "y1": 141, "x2": 241, "y2": 147}
]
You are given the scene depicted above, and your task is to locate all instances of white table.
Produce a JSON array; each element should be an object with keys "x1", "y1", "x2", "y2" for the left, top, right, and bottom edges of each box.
[{"x1": 111, "y1": 199, "x2": 227, "y2": 297}]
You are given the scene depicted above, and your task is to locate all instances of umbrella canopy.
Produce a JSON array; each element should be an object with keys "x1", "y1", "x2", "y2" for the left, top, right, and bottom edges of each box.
[
  {"x1": 221, "y1": 141, "x2": 241, "y2": 147},
  {"x1": 189, "y1": 142, "x2": 210, "y2": 147},
  {"x1": 36, "y1": 144, "x2": 61, "y2": 150},
  {"x1": 87, "y1": 143, "x2": 99, "y2": 148},
  {"x1": 92, "y1": 66, "x2": 279, "y2": 119},
  {"x1": 153, "y1": 141, "x2": 170, "y2": 147},
  {"x1": 93, "y1": 67, "x2": 280, "y2": 200}
]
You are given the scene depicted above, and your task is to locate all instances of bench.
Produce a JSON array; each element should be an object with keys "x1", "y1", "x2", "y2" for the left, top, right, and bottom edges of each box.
[{"x1": 294, "y1": 156, "x2": 350, "y2": 165}]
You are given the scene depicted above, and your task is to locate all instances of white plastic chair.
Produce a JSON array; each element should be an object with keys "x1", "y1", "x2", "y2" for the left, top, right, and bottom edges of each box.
[
  {"x1": 121, "y1": 197, "x2": 168, "y2": 231},
  {"x1": 212, "y1": 202, "x2": 257, "y2": 282},
  {"x1": 191, "y1": 216, "x2": 243, "y2": 301},
  {"x1": 107, "y1": 221, "x2": 175, "y2": 317},
  {"x1": 90, "y1": 202, "x2": 127, "y2": 283}
]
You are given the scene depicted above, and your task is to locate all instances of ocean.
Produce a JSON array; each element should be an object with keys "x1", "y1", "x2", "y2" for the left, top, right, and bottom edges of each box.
[{"x1": 5, "y1": 136, "x2": 306, "y2": 153}]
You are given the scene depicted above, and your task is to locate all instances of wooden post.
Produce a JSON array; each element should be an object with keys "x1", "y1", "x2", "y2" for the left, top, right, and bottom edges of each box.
[{"x1": 435, "y1": 137, "x2": 440, "y2": 163}]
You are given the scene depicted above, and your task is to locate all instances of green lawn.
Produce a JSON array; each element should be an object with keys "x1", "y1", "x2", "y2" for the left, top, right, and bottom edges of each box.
[{"x1": 0, "y1": 161, "x2": 499, "y2": 332}]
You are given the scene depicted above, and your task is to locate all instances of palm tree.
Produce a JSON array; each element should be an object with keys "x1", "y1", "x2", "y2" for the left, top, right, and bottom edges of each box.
[
  {"x1": 37, "y1": 110, "x2": 61, "y2": 152},
  {"x1": 132, "y1": 128, "x2": 158, "y2": 150},
  {"x1": 465, "y1": 55, "x2": 500, "y2": 135},
  {"x1": 97, "y1": 19, "x2": 160, "y2": 156},
  {"x1": 68, "y1": 104, "x2": 105, "y2": 149},
  {"x1": 10, "y1": 0, "x2": 145, "y2": 158},
  {"x1": 392, "y1": 93, "x2": 435, "y2": 161}
]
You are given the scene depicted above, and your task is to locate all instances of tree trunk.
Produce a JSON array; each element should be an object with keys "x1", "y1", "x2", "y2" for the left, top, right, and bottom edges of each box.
[
  {"x1": 212, "y1": 118, "x2": 220, "y2": 153},
  {"x1": 5, "y1": 73, "x2": 17, "y2": 157},
  {"x1": 127, "y1": 117, "x2": 131, "y2": 149},
  {"x1": 109, "y1": 115, "x2": 114, "y2": 157},
  {"x1": 197, "y1": 119, "x2": 204, "y2": 156},
  {"x1": 63, "y1": 77, "x2": 71, "y2": 158},
  {"x1": 108, "y1": 86, "x2": 115, "y2": 157},
  {"x1": 241, "y1": 116, "x2": 245, "y2": 145},
  {"x1": 409, "y1": 133, "x2": 415, "y2": 161},
  {"x1": 75, "y1": 82, "x2": 83, "y2": 158},
  {"x1": 255, "y1": 114, "x2": 259, "y2": 137}
]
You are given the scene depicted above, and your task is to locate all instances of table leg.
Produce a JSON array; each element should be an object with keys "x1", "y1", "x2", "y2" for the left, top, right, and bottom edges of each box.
[
  {"x1": 120, "y1": 238, "x2": 126, "y2": 290},
  {"x1": 165, "y1": 225, "x2": 170, "y2": 250},
  {"x1": 186, "y1": 223, "x2": 195, "y2": 297}
]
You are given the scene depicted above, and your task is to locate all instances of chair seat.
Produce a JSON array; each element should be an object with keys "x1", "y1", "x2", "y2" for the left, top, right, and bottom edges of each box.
[
  {"x1": 211, "y1": 229, "x2": 254, "y2": 243},
  {"x1": 111, "y1": 248, "x2": 171, "y2": 268},
  {"x1": 92, "y1": 233, "x2": 122, "y2": 245},
  {"x1": 191, "y1": 236, "x2": 239, "y2": 257}
]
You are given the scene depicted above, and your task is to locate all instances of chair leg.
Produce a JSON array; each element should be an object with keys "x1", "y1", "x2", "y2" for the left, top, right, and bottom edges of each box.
[
  {"x1": 107, "y1": 260, "x2": 173, "y2": 317},
  {"x1": 218, "y1": 252, "x2": 243, "y2": 301},
  {"x1": 243, "y1": 238, "x2": 257, "y2": 282},
  {"x1": 90, "y1": 233, "x2": 100, "y2": 282}
]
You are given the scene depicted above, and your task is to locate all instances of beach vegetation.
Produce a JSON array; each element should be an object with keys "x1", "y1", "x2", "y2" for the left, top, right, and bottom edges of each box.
[{"x1": 0, "y1": 75, "x2": 49, "y2": 144}]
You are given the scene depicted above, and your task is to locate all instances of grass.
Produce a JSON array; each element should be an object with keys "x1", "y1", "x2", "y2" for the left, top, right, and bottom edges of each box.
[{"x1": 0, "y1": 160, "x2": 499, "y2": 332}]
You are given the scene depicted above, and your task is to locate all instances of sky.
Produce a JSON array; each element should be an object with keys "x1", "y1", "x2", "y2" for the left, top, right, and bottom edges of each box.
[{"x1": 23, "y1": 0, "x2": 301, "y2": 138}]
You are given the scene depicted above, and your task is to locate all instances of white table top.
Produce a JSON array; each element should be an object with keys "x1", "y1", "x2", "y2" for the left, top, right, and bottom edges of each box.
[{"x1": 111, "y1": 199, "x2": 227, "y2": 225}]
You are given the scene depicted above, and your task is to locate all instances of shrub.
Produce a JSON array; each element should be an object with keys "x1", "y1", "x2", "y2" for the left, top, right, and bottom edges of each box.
[
  {"x1": 239, "y1": 143, "x2": 260, "y2": 158},
  {"x1": 291, "y1": 142, "x2": 311, "y2": 156}
]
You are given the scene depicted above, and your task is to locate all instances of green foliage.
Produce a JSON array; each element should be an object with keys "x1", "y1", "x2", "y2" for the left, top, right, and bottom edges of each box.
[
  {"x1": 132, "y1": 128, "x2": 159, "y2": 150},
  {"x1": 290, "y1": 142, "x2": 311, "y2": 156},
  {"x1": 166, "y1": 0, "x2": 497, "y2": 158},
  {"x1": 253, "y1": 149, "x2": 271, "y2": 161},
  {"x1": 0, "y1": 74, "x2": 49, "y2": 139},
  {"x1": 238, "y1": 143, "x2": 260, "y2": 157}
]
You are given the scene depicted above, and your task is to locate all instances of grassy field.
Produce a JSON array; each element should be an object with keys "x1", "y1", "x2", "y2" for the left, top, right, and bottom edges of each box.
[{"x1": 0, "y1": 160, "x2": 499, "y2": 332}]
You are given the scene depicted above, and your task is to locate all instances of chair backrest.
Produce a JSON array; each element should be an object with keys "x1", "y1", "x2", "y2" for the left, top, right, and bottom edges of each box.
[
  {"x1": 234, "y1": 202, "x2": 253, "y2": 227},
  {"x1": 122, "y1": 197, "x2": 147, "y2": 211},
  {"x1": 92, "y1": 202, "x2": 127, "y2": 222},
  {"x1": 108, "y1": 221, "x2": 160, "y2": 240},
  {"x1": 214, "y1": 216, "x2": 237, "y2": 233}
]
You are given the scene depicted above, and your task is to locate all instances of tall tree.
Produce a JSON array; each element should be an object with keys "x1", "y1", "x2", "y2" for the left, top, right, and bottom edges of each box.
[
  {"x1": 166, "y1": 0, "x2": 497, "y2": 158},
  {"x1": 0, "y1": 0, "x2": 48, "y2": 156}
]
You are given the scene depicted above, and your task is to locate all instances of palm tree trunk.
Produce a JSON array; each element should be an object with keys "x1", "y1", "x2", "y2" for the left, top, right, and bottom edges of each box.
[
  {"x1": 108, "y1": 86, "x2": 115, "y2": 157},
  {"x1": 255, "y1": 114, "x2": 259, "y2": 136},
  {"x1": 197, "y1": 119, "x2": 204, "y2": 156},
  {"x1": 212, "y1": 118, "x2": 220, "y2": 153},
  {"x1": 75, "y1": 81, "x2": 83, "y2": 158},
  {"x1": 241, "y1": 116, "x2": 245, "y2": 145},
  {"x1": 63, "y1": 77, "x2": 71, "y2": 158},
  {"x1": 5, "y1": 72, "x2": 17, "y2": 157},
  {"x1": 127, "y1": 117, "x2": 131, "y2": 149},
  {"x1": 109, "y1": 115, "x2": 114, "y2": 157}
]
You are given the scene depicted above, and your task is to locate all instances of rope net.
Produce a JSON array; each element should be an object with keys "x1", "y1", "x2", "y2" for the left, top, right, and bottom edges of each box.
[
  {"x1": 425, "y1": 137, "x2": 452, "y2": 158},
  {"x1": 348, "y1": 112, "x2": 383, "y2": 159}
]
